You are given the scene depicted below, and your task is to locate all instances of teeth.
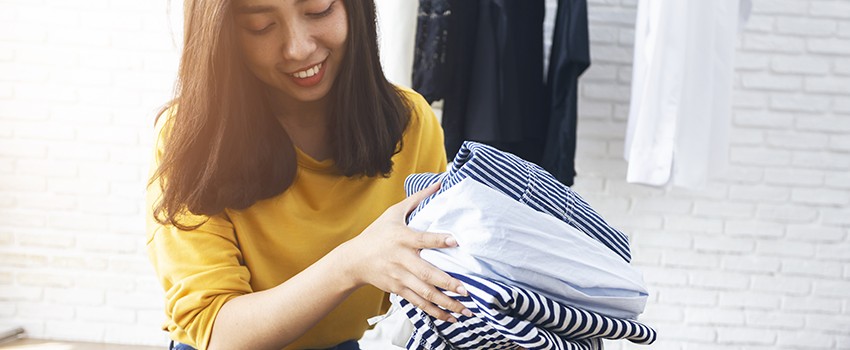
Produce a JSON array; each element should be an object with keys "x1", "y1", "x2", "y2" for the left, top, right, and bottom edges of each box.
[{"x1": 292, "y1": 63, "x2": 322, "y2": 79}]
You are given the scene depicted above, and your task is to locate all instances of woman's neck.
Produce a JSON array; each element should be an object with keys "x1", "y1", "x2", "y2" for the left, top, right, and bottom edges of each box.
[{"x1": 269, "y1": 90, "x2": 332, "y2": 161}]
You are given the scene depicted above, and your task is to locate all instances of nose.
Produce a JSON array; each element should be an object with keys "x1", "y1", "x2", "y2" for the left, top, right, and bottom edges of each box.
[{"x1": 280, "y1": 21, "x2": 316, "y2": 62}]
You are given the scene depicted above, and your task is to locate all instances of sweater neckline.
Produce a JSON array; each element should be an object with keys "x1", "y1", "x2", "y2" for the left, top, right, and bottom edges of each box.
[{"x1": 295, "y1": 147, "x2": 335, "y2": 173}]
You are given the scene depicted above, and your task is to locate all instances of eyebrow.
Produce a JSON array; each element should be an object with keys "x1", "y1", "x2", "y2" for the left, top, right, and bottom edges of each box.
[
  {"x1": 235, "y1": 0, "x2": 311, "y2": 14},
  {"x1": 235, "y1": 5, "x2": 275, "y2": 14}
]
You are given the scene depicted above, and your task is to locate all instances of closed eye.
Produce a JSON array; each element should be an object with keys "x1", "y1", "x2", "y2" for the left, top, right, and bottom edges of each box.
[
  {"x1": 248, "y1": 23, "x2": 275, "y2": 35},
  {"x1": 307, "y1": 1, "x2": 336, "y2": 18}
]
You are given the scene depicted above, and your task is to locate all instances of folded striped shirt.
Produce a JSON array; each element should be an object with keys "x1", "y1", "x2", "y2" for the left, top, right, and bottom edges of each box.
[
  {"x1": 391, "y1": 274, "x2": 656, "y2": 350},
  {"x1": 406, "y1": 141, "x2": 631, "y2": 262}
]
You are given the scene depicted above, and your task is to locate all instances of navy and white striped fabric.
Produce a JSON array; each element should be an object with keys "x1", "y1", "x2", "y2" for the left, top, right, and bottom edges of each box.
[
  {"x1": 392, "y1": 273, "x2": 656, "y2": 350},
  {"x1": 406, "y1": 142, "x2": 631, "y2": 262},
  {"x1": 395, "y1": 142, "x2": 654, "y2": 349}
]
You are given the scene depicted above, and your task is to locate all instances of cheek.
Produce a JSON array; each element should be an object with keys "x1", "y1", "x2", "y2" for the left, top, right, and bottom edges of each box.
[
  {"x1": 238, "y1": 35, "x2": 278, "y2": 71},
  {"x1": 329, "y1": 21, "x2": 348, "y2": 55},
  {"x1": 333, "y1": 29, "x2": 347, "y2": 50},
  {"x1": 328, "y1": 6, "x2": 349, "y2": 54}
]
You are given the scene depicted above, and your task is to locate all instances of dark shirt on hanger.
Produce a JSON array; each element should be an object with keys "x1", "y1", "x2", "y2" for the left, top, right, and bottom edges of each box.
[
  {"x1": 442, "y1": 0, "x2": 546, "y2": 161},
  {"x1": 541, "y1": 0, "x2": 591, "y2": 186}
]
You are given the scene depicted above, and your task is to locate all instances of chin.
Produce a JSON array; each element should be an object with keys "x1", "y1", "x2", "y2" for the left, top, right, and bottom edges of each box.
[{"x1": 291, "y1": 87, "x2": 332, "y2": 103}]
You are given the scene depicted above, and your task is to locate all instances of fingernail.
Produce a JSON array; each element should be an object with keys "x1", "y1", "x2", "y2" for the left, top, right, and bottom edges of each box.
[
  {"x1": 447, "y1": 316, "x2": 458, "y2": 323},
  {"x1": 445, "y1": 236, "x2": 458, "y2": 246},
  {"x1": 462, "y1": 309, "x2": 473, "y2": 317},
  {"x1": 456, "y1": 285, "x2": 468, "y2": 296}
]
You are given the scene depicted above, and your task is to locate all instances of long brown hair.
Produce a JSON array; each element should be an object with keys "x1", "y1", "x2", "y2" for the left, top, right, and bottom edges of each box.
[{"x1": 151, "y1": 0, "x2": 411, "y2": 230}]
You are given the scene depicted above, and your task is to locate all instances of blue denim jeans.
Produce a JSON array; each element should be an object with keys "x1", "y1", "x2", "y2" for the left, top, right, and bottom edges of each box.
[
  {"x1": 169, "y1": 342, "x2": 195, "y2": 350},
  {"x1": 169, "y1": 340, "x2": 360, "y2": 350}
]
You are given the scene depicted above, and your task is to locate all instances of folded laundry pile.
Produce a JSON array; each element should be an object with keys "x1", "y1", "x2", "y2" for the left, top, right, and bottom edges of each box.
[{"x1": 392, "y1": 141, "x2": 656, "y2": 349}]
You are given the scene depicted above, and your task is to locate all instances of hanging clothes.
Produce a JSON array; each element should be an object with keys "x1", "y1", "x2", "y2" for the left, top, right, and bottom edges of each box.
[
  {"x1": 412, "y1": 0, "x2": 451, "y2": 103},
  {"x1": 624, "y1": 0, "x2": 741, "y2": 188},
  {"x1": 432, "y1": 0, "x2": 546, "y2": 161},
  {"x1": 374, "y1": 0, "x2": 419, "y2": 88},
  {"x1": 541, "y1": 0, "x2": 590, "y2": 187},
  {"x1": 436, "y1": 0, "x2": 479, "y2": 158}
]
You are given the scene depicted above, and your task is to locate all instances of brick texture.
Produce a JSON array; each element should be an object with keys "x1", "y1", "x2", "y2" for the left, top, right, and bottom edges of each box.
[{"x1": 0, "y1": 0, "x2": 176, "y2": 346}]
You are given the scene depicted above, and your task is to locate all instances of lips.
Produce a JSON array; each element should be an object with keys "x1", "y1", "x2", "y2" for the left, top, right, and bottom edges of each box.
[{"x1": 288, "y1": 60, "x2": 326, "y2": 87}]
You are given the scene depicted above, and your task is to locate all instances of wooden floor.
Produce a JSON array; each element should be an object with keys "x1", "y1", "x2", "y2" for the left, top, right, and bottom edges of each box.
[{"x1": 0, "y1": 339, "x2": 161, "y2": 350}]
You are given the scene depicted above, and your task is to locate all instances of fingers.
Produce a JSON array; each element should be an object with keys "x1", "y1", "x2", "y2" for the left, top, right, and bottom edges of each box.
[
  {"x1": 400, "y1": 289, "x2": 457, "y2": 323},
  {"x1": 399, "y1": 275, "x2": 473, "y2": 323},
  {"x1": 412, "y1": 231, "x2": 458, "y2": 250},
  {"x1": 393, "y1": 261, "x2": 472, "y2": 322},
  {"x1": 411, "y1": 260, "x2": 469, "y2": 298},
  {"x1": 407, "y1": 262, "x2": 472, "y2": 317}
]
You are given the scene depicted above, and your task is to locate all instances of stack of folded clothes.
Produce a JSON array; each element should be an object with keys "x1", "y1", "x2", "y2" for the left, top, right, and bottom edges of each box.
[{"x1": 392, "y1": 141, "x2": 656, "y2": 349}]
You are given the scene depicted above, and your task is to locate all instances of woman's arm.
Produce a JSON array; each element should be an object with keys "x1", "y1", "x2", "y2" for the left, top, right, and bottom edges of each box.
[{"x1": 208, "y1": 183, "x2": 470, "y2": 350}]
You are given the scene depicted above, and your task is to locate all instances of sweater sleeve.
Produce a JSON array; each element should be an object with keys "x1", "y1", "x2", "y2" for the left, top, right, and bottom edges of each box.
[{"x1": 145, "y1": 111, "x2": 252, "y2": 350}]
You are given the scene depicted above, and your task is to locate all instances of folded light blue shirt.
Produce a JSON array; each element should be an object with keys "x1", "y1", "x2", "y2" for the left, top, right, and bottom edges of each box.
[{"x1": 410, "y1": 178, "x2": 647, "y2": 319}]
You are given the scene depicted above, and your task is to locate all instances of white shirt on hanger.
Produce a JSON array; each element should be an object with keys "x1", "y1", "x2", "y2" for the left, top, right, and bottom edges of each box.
[
  {"x1": 374, "y1": 0, "x2": 419, "y2": 88},
  {"x1": 624, "y1": 0, "x2": 745, "y2": 188}
]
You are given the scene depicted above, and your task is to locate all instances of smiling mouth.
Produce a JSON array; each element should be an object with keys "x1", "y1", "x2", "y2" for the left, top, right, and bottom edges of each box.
[{"x1": 290, "y1": 62, "x2": 323, "y2": 79}]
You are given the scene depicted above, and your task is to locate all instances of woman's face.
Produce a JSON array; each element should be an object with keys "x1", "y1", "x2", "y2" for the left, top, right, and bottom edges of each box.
[{"x1": 234, "y1": 0, "x2": 348, "y2": 106}]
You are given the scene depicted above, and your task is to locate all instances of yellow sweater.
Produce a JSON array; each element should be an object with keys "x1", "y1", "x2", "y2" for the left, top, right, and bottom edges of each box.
[{"x1": 146, "y1": 88, "x2": 447, "y2": 350}]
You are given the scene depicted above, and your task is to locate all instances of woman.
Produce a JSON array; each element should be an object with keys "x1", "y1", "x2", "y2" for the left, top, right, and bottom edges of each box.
[{"x1": 146, "y1": 0, "x2": 472, "y2": 349}]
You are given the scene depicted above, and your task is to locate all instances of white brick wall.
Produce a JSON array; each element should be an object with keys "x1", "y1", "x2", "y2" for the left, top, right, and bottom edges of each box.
[
  {"x1": 0, "y1": 0, "x2": 177, "y2": 345},
  {"x1": 0, "y1": 0, "x2": 847, "y2": 348},
  {"x1": 551, "y1": 0, "x2": 850, "y2": 349}
]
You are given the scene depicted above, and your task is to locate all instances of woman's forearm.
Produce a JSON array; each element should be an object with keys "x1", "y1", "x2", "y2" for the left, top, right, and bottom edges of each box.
[
  {"x1": 207, "y1": 245, "x2": 359, "y2": 350},
  {"x1": 207, "y1": 183, "x2": 469, "y2": 350}
]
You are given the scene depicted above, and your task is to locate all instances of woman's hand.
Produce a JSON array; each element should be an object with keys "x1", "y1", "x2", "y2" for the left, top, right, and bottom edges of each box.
[{"x1": 337, "y1": 182, "x2": 473, "y2": 323}]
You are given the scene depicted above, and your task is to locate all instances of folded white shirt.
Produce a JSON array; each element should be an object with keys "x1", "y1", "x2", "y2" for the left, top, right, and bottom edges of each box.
[{"x1": 409, "y1": 178, "x2": 648, "y2": 319}]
